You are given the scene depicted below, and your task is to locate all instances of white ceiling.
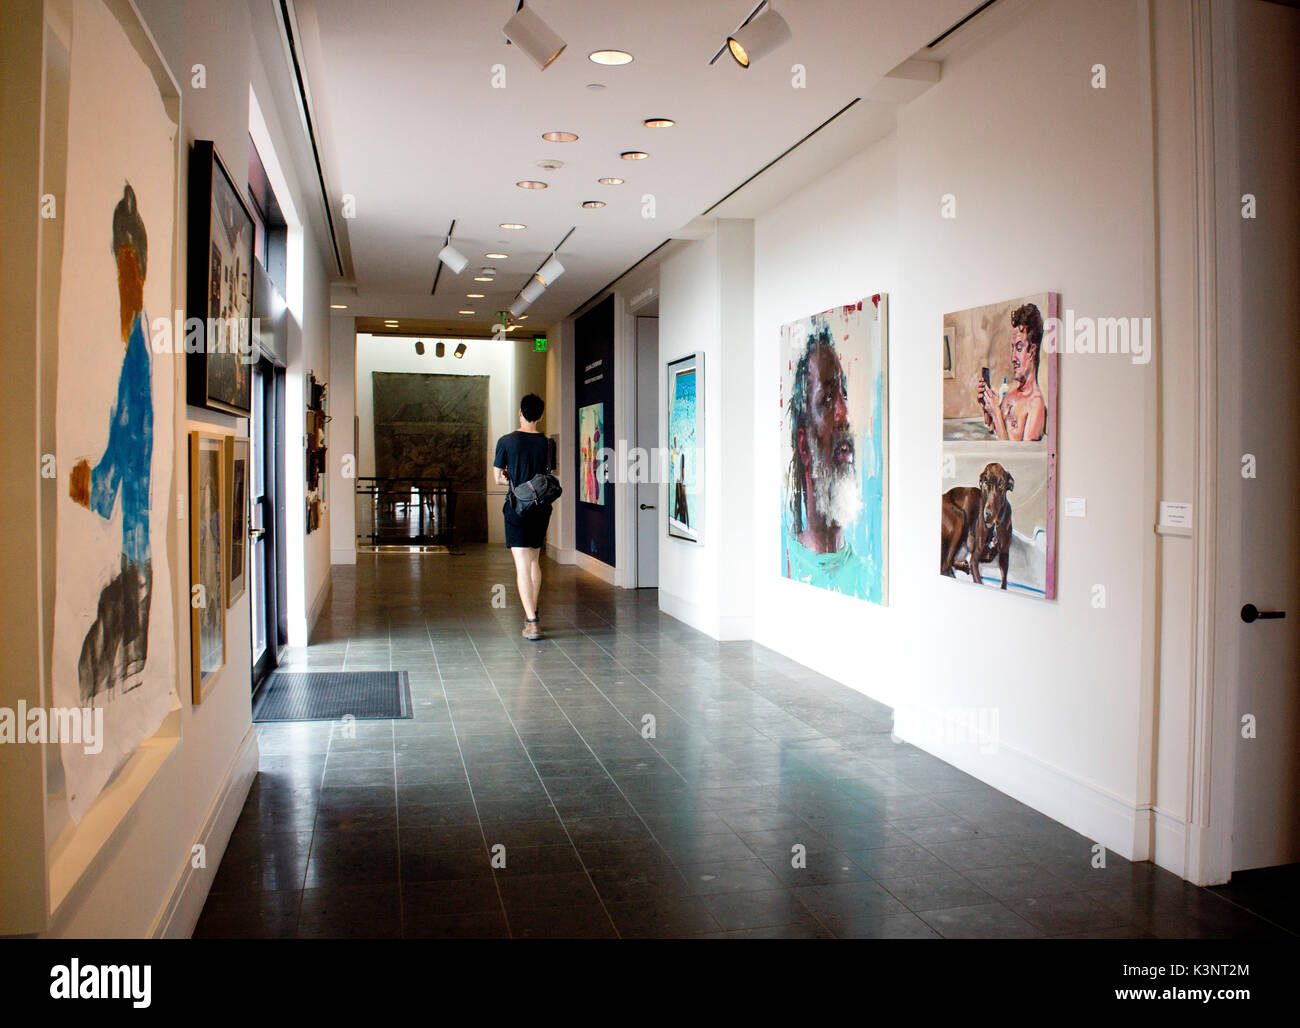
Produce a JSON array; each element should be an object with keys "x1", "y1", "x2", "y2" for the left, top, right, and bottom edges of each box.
[{"x1": 300, "y1": 0, "x2": 974, "y2": 327}]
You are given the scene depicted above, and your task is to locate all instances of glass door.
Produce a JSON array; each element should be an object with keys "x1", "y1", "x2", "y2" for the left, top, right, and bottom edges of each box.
[{"x1": 250, "y1": 357, "x2": 285, "y2": 688}]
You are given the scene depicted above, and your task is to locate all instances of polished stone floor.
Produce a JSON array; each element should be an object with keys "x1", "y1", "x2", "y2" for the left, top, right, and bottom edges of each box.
[{"x1": 195, "y1": 548, "x2": 1295, "y2": 939}]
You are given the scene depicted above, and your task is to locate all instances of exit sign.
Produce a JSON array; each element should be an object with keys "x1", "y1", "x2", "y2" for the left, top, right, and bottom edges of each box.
[{"x1": 533, "y1": 336, "x2": 548, "y2": 352}]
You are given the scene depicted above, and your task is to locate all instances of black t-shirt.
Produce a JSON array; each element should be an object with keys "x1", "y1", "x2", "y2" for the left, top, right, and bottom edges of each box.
[{"x1": 494, "y1": 431, "x2": 552, "y2": 516}]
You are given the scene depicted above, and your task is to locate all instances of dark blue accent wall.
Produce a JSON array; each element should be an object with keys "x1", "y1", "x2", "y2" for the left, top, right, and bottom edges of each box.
[{"x1": 574, "y1": 295, "x2": 616, "y2": 567}]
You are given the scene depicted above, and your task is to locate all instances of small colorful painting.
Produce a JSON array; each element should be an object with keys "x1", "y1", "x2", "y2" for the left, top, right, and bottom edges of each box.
[
  {"x1": 667, "y1": 353, "x2": 702, "y2": 542},
  {"x1": 190, "y1": 432, "x2": 226, "y2": 701},
  {"x1": 226, "y1": 436, "x2": 249, "y2": 607},
  {"x1": 579, "y1": 401, "x2": 606, "y2": 506}
]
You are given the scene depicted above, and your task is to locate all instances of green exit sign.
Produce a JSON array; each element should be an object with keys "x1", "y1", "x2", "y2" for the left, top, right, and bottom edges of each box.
[{"x1": 533, "y1": 336, "x2": 548, "y2": 352}]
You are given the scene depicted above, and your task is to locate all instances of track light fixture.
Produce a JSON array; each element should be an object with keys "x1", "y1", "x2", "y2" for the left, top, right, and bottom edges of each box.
[
  {"x1": 454, "y1": 343, "x2": 467, "y2": 359},
  {"x1": 726, "y1": 2, "x2": 791, "y2": 68},
  {"x1": 504, "y1": 3, "x2": 567, "y2": 71},
  {"x1": 520, "y1": 276, "x2": 546, "y2": 303},
  {"x1": 438, "y1": 243, "x2": 469, "y2": 274},
  {"x1": 436, "y1": 342, "x2": 446, "y2": 358},
  {"x1": 415, "y1": 340, "x2": 425, "y2": 355},
  {"x1": 537, "y1": 256, "x2": 565, "y2": 286},
  {"x1": 510, "y1": 295, "x2": 533, "y2": 317}
]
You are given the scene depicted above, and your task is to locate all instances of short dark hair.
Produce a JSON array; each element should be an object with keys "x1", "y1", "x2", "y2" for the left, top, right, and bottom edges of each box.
[
  {"x1": 112, "y1": 183, "x2": 147, "y2": 277},
  {"x1": 520, "y1": 393, "x2": 545, "y2": 422},
  {"x1": 1011, "y1": 303, "x2": 1043, "y2": 368}
]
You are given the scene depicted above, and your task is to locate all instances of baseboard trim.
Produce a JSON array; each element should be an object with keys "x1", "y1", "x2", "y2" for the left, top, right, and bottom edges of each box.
[
  {"x1": 331, "y1": 547, "x2": 356, "y2": 565},
  {"x1": 151, "y1": 726, "x2": 259, "y2": 938},
  {"x1": 546, "y1": 543, "x2": 575, "y2": 565},
  {"x1": 1152, "y1": 805, "x2": 1188, "y2": 877},
  {"x1": 893, "y1": 703, "x2": 1148, "y2": 861},
  {"x1": 574, "y1": 551, "x2": 616, "y2": 584},
  {"x1": 307, "y1": 569, "x2": 331, "y2": 643}
]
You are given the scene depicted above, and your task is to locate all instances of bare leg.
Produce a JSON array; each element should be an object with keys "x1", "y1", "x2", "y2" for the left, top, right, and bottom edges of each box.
[
  {"x1": 510, "y1": 547, "x2": 537, "y2": 620},
  {"x1": 529, "y1": 551, "x2": 542, "y2": 614}
]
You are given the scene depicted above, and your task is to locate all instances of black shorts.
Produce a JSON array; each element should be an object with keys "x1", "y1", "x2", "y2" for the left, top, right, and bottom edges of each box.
[{"x1": 504, "y1": 504, "x2": 551, "y2": 549}]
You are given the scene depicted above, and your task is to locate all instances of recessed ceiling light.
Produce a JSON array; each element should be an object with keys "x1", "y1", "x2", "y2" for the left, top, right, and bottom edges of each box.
[
  {"x1": 643, "y1": 118, "x2": 675, "y2": 128},
  {"x1": 589, "y1": 50, "x2": 633, "y2": 66},
  {"x1": 330, "y1": 303, "x2": 349, "y2": 309},
  {"x1": 536, "y1": 159, "x2": 564, "y2": 171},
  {"x1": 598, "y1": 177, "x2": 624, "y2": 185},
  {"x1": 458, "y1": 309, "x2": 475, "y2": 315},
  {"x1": 484, "y1": 253, "x2": 509, "y2": 260},
  {"x1": 620, "y1": 150, "x2": 649, "y2": 160},
  {"x1": 516, "y1": 180, "x2": 548, "y2": 189},
  {"x1": 586, "y1": 83, "x2": 605, "y2": 91},
  {"x1": 500, "y1": 223, "x2": 526, "y2": 230},
  {"x1": 384, "y1": 321, "x2": 399, "y2": 326},
  {"x1": 542, "y1": 131, "x2": 578, "y2": 142},
  {"x1": 473, "y1": 276, "x2": 494, "y2": 282},
  {"x1": 581, "y1": 200, "x2": 606, "y2": 209},
  {"x1": 467, "y1": 293, "x2": 486, "y2": 298},
  {"x1": 480, "y1": 267, "x2": 497, "y2": 276}
]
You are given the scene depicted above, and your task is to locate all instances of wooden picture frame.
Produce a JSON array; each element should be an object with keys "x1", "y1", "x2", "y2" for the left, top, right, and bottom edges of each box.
[
  {"x1": 225, "y1": 436, "x2": 250, "y2": 607},
  {"x1": 189, "y1": 432, "x2": 226, "y2": 702},
  {"x1": 187, "y1": 140, "x2": 255, "y2": 416}
]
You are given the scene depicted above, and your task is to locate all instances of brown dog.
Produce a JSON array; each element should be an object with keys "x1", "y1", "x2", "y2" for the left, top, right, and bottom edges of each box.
[{"x1": 940, "y1": 463, "x2": 1014, "y2": 589}]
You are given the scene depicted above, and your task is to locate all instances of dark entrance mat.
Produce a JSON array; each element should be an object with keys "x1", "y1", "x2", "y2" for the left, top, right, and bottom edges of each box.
[{"x1": 252, "y1": 671, "x2": 413, "y2": 722}]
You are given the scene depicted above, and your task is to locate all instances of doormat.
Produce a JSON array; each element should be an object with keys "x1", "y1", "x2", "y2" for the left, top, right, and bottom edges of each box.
[{"x1": 252, "y1": 671, "x2": 413, "y2": 722}]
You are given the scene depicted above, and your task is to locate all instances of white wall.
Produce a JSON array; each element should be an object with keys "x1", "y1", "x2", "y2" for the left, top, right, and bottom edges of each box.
[
  {"x1": 354, "y1": 333, "x2": 516, "y2": 544},
  {"x1": 657, "y1": 0, "x2": 1202, "y2": 867}
]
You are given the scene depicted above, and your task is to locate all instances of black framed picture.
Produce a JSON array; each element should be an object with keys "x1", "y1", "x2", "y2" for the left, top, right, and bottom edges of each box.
[{"x1": 187, "y1": 139, "x2": 254, "y2": 415}]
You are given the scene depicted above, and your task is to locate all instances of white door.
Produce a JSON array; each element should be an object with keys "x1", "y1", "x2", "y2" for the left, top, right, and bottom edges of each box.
[
  {"x1": 635, "y1": 316, "x2": 660, "y2": 588},
  {"x1": 1218, "y1": 0, "x2": 1300, "y2": 873}
]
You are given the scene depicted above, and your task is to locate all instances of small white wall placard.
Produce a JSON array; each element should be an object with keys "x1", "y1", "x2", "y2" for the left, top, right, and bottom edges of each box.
[
  {"x1": 1064, "y1": 497, "x2": 1086, "y2": 518},
  {"x1": 1157, "y1": 501, "x2": 1193, "y2": 536}
]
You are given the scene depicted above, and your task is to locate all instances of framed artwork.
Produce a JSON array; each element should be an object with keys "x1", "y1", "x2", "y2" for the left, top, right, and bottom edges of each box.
[
  {"x1": 49, "y1": 0, "x2": 180, "y2": 823},
  {"x1": 666, "y1": 353, "x2": 702, "y2": 542},
  {"x1": 779, "y1": 295, "x2": 889, "y2": 605},
  {"x1": 939, "y1": 293, "x2": 1059, "y2": 599},
  {"x1": 187, "y1": 139, "x2": 254, "y2": 416},
  {"x1": 225, "y1": 436, "x2": 249, "y2": 607},
  {"x1": 578, "y1": 402, "x2": 606, "y2": 505},
  {"x1": 189, "y1": 432, "x2": 226, "y2": 702}
]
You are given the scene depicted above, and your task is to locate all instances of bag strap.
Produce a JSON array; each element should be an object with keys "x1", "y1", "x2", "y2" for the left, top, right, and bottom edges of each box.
[{"x1": 546, "y1": 435, "x2": 557, "y2": 473}]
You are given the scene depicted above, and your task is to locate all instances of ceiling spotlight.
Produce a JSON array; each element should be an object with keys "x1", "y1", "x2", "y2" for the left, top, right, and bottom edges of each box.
[
  {"x1": 537, "y1": 159, "x2": 565, "y2": 171},
  {"x1": 415, "y1": 340, "x2": 425, "y2": 355},
  {"x1": 581, "y1": 200, "x2": 606, "y2": 209},
  {"x1": 384, "y1": 320, "x2": 399, "y2": 326},
  {"x1": 454, "y1": 343, "x2": 467, "y2": 359},
  {"x1": 510, "y1": 295, "x2": 533, "y2": 317},
  {"x1": 643, "y1": 117, "x2": 675, "y2": 128},
  {"x1": 436, "y1": 342, "x2": 446, "y2": 358},
  {"x1": 521, "y1": 277, "x2": 546, "y2": 303},
  {"x1": 500, "y1": 223, "x2": 527, "y2": 230},
  {"x1": 589, "y1": 50, "x2": 633, "y2": 66},
  {"x1": 620, "y1": 150, "x2": 649, "y2": 160},
  {"x1": 473, "y1": 276, "x2": 494, "y2": 282},
  {"x1": 518, "y1": 314, "x2": 529, "y2": 320},
  {"x1": 537, "y1": 256, "x2": 565, "y2": 285},
  {"x1": 504, "y1": 4, "x2": 567, "y2": 71},
  {"x1": 727, "y1": 3, "x2": 791, "y2": 68},
  {"x1": 330, "y1": 303, "x2": 349, "y2": 310},
  {"x1": 484, "y1": 253, "x2": 509, "y2": 260},
  {"x1": 437, "y1": 243, "x2": 469, "y2": 274},
  {"x1": 458, "y1": 309, "x2": 476, "y2": 315},
  {"x1": 516, "y1": 180, "x2": 548, "y2": 189},
  {"x1": 598, "y1": 177, "x2": 624, "y2": 185},
  {"x1": 542, "y1": 131, "x2": 578, "y2": 142},
  {"x1": 467, "y1": 293, "x2": 486, "y2": 298}
]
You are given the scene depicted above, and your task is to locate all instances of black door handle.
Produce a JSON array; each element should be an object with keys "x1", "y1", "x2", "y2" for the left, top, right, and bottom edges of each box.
[
  {"x1": 1241, "y1": 604, "x2": 1286, "y2": 623},
  {"x1": 639, "y1": 504, "x2": 655, "y2": 510}
]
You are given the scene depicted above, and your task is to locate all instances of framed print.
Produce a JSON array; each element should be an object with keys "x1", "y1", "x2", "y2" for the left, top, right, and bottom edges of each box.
[
  {"x1": 578, "y1": 402, "x2": 606, "y2": 505},
  {"x1": 187, "y1": 139, "x2": 254, "y2": 416},
  {"x1": 943, "y1": 326, "x2": 956, "y2": 379},
  {"x1": 939, "y1": 293, "x2": 1059, "y2": 600},
  {"x1": 189, "y1": 432, "x2": 226, "y2": 702},
  {"x1": 225, "y1": 436, "x2": 249, "y2": 607},
  {"x1": 666, "y1": 352, "x2": 702, "y2": 542},
  {"x1": 779, "y1": 295, "x2": 889, "y2": 605}
]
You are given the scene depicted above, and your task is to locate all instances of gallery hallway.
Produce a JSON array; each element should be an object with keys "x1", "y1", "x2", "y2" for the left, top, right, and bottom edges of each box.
[{"x1": 195, "y1": 549, "x2": 1291, "y2": 940}]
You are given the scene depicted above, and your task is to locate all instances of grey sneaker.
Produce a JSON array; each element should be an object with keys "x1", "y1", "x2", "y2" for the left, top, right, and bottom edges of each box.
[{"x1": 522, "y1": 619, "x2": 542, "y2": 641}]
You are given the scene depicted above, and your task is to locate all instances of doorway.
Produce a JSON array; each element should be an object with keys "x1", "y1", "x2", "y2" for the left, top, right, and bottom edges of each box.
[
  {"x1": 634, "y1": 315, "x2": 659, "y2": 589},
  {"x1": 250, "y1": 356, "x2": 288, "y2": 689}
]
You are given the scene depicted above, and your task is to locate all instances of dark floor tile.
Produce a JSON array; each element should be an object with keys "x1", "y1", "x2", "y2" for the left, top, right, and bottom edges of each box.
[
  {"x1": 1004, "y1": 891, "x2": 1133, "y2": 935},
  {"x1": 304, "y1": 828, "x2": 400, "y2": 888},
  {"x1": 876, "y1": 871, "x2": 992, "y2": 913},
  {"x1": 403, "y1": 908, "x2": 511, "y2": 939},
  {"x1": 604, "y1": 894, "x2": 720, "y2": 938},
  {"x1": 921, "y1": 902, "x2": 1045, "y2": 939},
  {"x1": 297, "y1": 884, "x2": 401, "y2": 939},
  {"x1": 193, "y1": 889, "x2": 301, "y2": 939},
  {"x1": 401, "y1": 877, "x2": 502, "y2": 918},
  {"x1": 701, "y1": 888, "x2": 822, "y2": 932},
  {"x1": 505, "y1": 901, "x2": 618, "y2": 939},
  {"x1": 209, "y1": 831, "x2": 312, "y2": 895}
]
